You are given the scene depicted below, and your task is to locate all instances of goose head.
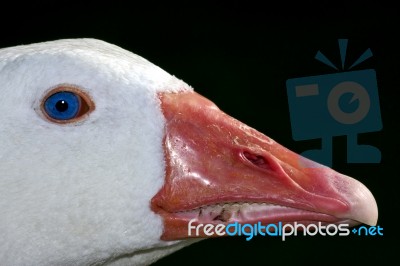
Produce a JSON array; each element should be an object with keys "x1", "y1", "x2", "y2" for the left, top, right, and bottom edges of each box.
[{"x1": 0, "y1": 39, "x2": 378, "y2": 265}]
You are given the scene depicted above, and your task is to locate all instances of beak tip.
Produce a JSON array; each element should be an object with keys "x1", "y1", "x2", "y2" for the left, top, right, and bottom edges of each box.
[
  {"x1": 356, "y1": 188, "x2": 378, "y2": 226},
  {"x1": 343, "y1": 175, "x2": 379, "y2": 226}
]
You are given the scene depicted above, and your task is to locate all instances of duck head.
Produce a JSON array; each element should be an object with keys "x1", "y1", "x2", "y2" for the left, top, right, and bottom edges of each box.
[{"x1": 0, "y1": 39, "x2": 378, "y2": 265}]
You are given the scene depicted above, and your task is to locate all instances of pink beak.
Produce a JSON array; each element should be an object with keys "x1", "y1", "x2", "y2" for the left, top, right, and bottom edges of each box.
[{"x1": 151, "y1": 91, "x2": 378, "y2": 240}]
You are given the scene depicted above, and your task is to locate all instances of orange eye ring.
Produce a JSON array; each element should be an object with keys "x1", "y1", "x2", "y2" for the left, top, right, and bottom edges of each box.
[{"x1": 41, "y1": 85, "x2": 95, "y2": 124}]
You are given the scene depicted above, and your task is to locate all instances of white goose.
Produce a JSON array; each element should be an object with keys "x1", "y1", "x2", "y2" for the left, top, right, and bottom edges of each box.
[{"x1": 0, "y1": 39, "x2": 378, "y2": 266}]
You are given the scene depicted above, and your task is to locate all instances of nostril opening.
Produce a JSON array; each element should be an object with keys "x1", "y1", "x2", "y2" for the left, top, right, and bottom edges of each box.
[{"x1": 242, "y1": 151, "x2": 270, "y2": 170}]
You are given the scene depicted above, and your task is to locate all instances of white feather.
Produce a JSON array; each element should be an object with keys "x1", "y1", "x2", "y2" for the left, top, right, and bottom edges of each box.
[{"x1": 0, "y1": 39, "x2": 193, "y2": 265}]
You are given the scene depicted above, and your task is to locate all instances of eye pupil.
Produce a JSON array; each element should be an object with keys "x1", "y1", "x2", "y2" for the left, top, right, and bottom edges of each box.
[{"x1": 55, "y1": 100, "x2": 69, "y2": 112}]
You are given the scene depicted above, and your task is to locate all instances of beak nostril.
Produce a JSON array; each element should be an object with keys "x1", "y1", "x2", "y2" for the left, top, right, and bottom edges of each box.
[{"x1": 242, "y1": 151, "x2": 270, "y2": 170}]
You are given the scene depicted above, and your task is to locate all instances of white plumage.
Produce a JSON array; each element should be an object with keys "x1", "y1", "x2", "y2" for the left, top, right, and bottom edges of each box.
[{"x1": 0, "y1": 39, "x2": 193, "y2": 265}]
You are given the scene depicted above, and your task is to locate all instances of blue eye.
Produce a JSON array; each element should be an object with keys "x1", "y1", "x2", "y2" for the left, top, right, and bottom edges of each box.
[
  {"x1": 42, "y1": 88, "x2": 93, "y2": 122},
  {"x1": 44, "y1": 91, "x2": 81, "y2": 120}
]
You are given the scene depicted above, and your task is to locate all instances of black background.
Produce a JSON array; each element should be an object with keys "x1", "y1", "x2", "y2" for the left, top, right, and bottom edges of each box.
[{"x1": 1, "y1": 1, "x2": 398, "y2": 265}]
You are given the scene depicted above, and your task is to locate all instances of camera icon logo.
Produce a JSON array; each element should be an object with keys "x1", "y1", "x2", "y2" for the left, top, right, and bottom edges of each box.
[{"x1": 286, "y1": 39, "x2": 382, "y2": 167}]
